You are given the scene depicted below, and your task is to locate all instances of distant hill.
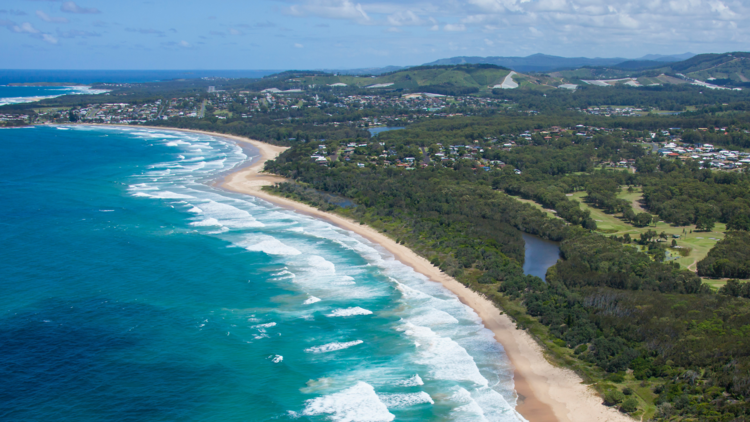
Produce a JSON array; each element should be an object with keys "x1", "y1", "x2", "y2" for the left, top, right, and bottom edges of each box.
[
  {"x1": 422, "y1": 53, "x2": 698, "y2": 73},
  {"x1": 611, "y1": 60, "x2": 666, "y2": 70},
  {"x1": 323, "y1": 66, "x2": 405, "y2": 76},
  {"x1": 423, "y1": 53, "x2": 632, "y2": 72},
  {"x1": 260, "y1": 53, "x2": 747, "y2": 93},
  {"x1": 266, "y1": 64, "x2": 513, "y2": 95},
  {"x1": 639, "y1": 53, "x2": 696, "y2": 62},
  {"x1": 549, "y1": 52, "x2": 750, "y2": 88}
]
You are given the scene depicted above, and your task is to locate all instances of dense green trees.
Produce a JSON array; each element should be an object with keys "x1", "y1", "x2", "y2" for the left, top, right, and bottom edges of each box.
[
  {"x1": 263, "y1": 120, "x2": 750, "y2": 420},
  {"x1": 698, "y1": 232, "x2": 750, "y2": 278}
]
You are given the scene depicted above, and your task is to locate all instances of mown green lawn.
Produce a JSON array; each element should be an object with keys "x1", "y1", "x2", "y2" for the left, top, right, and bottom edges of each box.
[{"x1": 562, "y1": 188, "x2": 725, "y2": 275}]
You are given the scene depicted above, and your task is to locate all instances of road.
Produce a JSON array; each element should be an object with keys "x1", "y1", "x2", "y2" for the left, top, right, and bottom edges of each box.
[{"x1": 199, "y1": 99, "x2": 207, "y2": 118}]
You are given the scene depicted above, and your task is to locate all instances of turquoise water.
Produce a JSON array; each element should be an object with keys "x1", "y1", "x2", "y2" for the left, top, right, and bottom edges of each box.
[
  {"x1": 0, "y1": 126, "x2": 524, "y2": 422},
  {"x1": 0, "y1": 85, "x2": 106, "y2": 106}
]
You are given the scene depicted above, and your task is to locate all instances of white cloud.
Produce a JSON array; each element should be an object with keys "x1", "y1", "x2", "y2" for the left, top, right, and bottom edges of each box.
[
  {"x1": 387, "y1": 10, "x2": 423, "y2": 26},
  {"x1": 42, "y1": 33, "x2": 58, "y2": 44},
  {"x1": 12, "y1": 22, "x2": 40, "y2": 34},
  {"x1": 295, "y1": 42, "x2": 304, "y2": 48},
  {"x1": 709, "y1": 0, "x2": 736, "y2": 19},
  {"x1": 180, "y1": 40, "x2": 191, "y2": 48},
  {"x1": 229, "y1": 28, "x2": 243, "y2": 35},
  {"x1": 6, "y1": 21, "x2": 59, "y2": 44},
  {"x1": 444, "y1": 23, "x2": 466, "y2": 31},
  {"x1": 484, "y1": 37, "x2": 494, "y2": 46},
  {"x1": 286, "y1": 0, "x2": 370, "y2": 23},
  {"x1": 60, "y1": 2, "x2": 101, "y2": 14},
  {"x1": 468, "y1": 0, "x2": 525, "y2": 13},
  {"x1": 36, "y1": 10, "x2": 69, "y2": 23}
]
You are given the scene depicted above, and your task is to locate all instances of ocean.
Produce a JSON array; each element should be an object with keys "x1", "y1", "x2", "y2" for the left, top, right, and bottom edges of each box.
[
  {"x1": 0, "y1": 85, "x2": 108, "y2": 106},
  {"x1": 0, "y1": 70, "x2": 280, "y2": 86},
  {"x1": 0, "y1": 126, "x2": 524, "y2": 422}
]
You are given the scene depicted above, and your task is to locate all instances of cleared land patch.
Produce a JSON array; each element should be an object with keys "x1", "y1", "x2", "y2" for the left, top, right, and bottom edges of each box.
[{"x1": 564, "y1": 188, "x2": 726, "y2": 274}]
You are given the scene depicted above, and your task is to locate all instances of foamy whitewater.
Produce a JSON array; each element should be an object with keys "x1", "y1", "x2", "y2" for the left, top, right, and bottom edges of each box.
[
  {"x1": 0, "y1": 126, "x2": 525, "y2": 422},
  {"x1": 0, "y1": 85, "x2": 108, "y2": 106}
]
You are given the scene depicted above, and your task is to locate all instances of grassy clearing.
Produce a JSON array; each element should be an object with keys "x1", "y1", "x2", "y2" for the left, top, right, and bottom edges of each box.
[
  {"x1": 507, "y1": 195, "x2": 562, "y2": 220},
  {"x1": 566, "y1": 187, "x2": 725, "y2": 273}
]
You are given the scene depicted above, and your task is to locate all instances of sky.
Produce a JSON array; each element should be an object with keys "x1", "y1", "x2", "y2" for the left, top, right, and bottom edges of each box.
[{"x1": 1, "y1": 0, "x2": 748, "y2": 70}]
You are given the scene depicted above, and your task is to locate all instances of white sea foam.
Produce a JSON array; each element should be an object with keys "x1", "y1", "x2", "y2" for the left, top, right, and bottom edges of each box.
[
  {"x1": 198, "y1": 200, "x2": 264, "y2": 228},
  {"x1": 99, "y1": 209, "x2": 114, "y2": 212},
  {"x1": 252, "y1": 322, "x2": 276, "y2": 328},
  {"x1": 113, "y1": 126, "x2": 519, "y2": 419},
  {"x1": 395, "y1": 374, "x2": 424, "y2": 387},
  {"x1": 190, "y1": 218, "x2": 221, "y2": 227},
  {"x1": 401, "y1": 323, "x2": 488, "y2": 386},
  {"x1": 327, "y1": 307, "x2": 373, "y2": 317},
  {"x1": 306, "y1": 255, "x2": 336, "y2": 273},
  {"x1": 378, "y1": 392, "x2": 434, "y2": 408},
  {"x1": 240, "y1": 236, "x2": 301, "y2": 256},
  {"x1": 165, "y1": 140, "x2": 189, "y2": 147},
  {"x1": 271, "y1": 355, "x2": 283, "y2": 363},
  {"x1": 305, "y1": 340, "x2": 363, "y2": 354},
  {"x1": 407, "y1": 308, "x2": 459, "y2": 327},
  {"x1": 138, "y1": 191, "x2": 195, "y2": 200},
  {"x1": 450, "y1": 388, "x2": 487, "y2": 420},
  {"x1": 302, "y1": 381, "x2": 394, "y2": 422}
]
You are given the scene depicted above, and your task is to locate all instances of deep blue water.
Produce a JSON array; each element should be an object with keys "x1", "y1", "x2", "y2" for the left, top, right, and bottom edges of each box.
[
  {"x1": 0, "y1": 126, "x2": 524, "y2": 422},
  {"x1": 521, "y1": 234, "x2": 561, "y2": 281},
  {"x1": 0, "y1": 70, "x2": 280, "y2": 85}
]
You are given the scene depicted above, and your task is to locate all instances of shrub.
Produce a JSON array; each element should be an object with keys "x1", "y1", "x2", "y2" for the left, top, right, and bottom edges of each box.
[
  {"x1": 607, "y1": 373, "x2": 626, "y2": 383},
  {"x1": 620, "y1": 397, "x2": 639, "y2": 413},
  {"x1": 604, "y1": 390, "x2": 625, "y2": 406}
]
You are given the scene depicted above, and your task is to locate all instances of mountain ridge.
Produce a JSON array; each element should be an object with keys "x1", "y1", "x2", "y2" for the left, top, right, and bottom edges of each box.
[{"x1": 423, "y1": 53, "x2": 697, "y2": 72}]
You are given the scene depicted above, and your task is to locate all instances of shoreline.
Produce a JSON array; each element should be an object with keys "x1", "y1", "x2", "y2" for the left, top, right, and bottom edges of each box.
[
  {"x1": 214, "y1": 133, "x2": 633, "y2": 422},
  {"x1": 61, "y1": 124, "x2": 633, "y2": 422}
]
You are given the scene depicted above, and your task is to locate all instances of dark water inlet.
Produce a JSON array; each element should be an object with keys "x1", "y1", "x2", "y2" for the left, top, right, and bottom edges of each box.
[
  {"x1": 367, "y1": 126, "x2": 406, "y2": 136},
  {"x1": 522, "y1": 233, "x2": 561, "y2": 281}
]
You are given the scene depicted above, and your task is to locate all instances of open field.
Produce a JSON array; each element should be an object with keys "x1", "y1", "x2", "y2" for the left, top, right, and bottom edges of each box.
[
  {"x1": 565, "y1": 187, "x2": 726, "y2": 275},
  {"x1": 508, "y1": 195, "x2": 562, "y2": 220}
]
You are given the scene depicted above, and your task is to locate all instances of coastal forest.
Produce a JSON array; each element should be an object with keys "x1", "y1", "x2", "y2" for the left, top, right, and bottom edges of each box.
[{"x1": 260, "y1": 103, "x2": 750, "y2": 421}]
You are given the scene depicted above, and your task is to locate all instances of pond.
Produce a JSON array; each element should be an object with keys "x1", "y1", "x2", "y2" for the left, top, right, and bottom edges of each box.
[
  {"x1": 367, "y1": 126, "x2": 405, "y2": 136},
  {"x1": 522, "y1": 233, "x2": 561, "y2": 282}
]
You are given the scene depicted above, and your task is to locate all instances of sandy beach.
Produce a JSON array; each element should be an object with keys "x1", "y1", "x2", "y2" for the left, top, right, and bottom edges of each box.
[
  {"x1": 84, "y1": 125, "x2": 632, "y2": 422},
  {"x1": 211, "y1": 132, "x2": 634, "y2": 422}
]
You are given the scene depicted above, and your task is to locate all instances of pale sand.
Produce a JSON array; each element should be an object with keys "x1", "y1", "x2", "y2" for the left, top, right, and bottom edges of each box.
[{"x1": 86, "y1": 125, "x2": 633, "y2": 422}]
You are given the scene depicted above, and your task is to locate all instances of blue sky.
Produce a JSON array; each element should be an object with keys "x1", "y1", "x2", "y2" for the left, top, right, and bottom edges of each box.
[{"x1": 1, "y1": 0, "x2": 748, "y2": 69}]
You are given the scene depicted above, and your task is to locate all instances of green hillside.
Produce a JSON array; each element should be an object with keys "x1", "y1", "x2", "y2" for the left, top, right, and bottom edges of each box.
[
  {"x1": 668, "y1": 52, "x2": 750, "y2": 83},
  {"x1": 257, "y1": 54, "x2": 749, "y2": 94},
  {"x1": 549, "y1": 52, "x2": 750, "y2": 88},
  {"x1": 279, "y1": 64, "x2": 512, "y2": 95}
]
